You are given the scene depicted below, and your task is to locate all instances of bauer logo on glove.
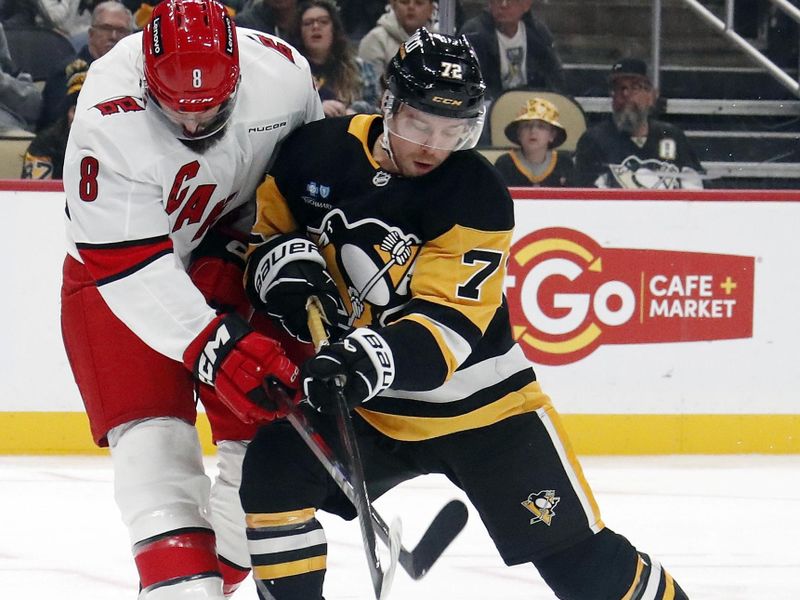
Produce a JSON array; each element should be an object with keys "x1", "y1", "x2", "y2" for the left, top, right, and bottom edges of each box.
[
  {"x1": 245, "y1": 233, "x2": 345, "y2": 344},
  {"x1": 302, "y1": 327, "x2": 396, "y2": 413}
]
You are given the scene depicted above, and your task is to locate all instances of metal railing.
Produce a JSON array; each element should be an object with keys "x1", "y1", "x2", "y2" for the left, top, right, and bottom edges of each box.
[{"x1": 657, "y1": 0, "x2": 800, "y2": 97}]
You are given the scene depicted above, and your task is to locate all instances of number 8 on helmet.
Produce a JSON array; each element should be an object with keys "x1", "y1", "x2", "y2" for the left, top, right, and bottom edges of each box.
[{"x1": 142, "y1": 0, "x2": 240, "y2": 140}]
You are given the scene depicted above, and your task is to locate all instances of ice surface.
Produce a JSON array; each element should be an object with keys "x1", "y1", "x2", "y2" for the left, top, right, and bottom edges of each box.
[{"x1": 1, "y1": 454, "x2": 798, "y2": 599}]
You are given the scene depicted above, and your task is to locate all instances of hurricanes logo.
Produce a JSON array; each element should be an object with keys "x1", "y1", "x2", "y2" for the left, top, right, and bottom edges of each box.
[
  {"x1": 506, "y1": 228, "x2": 754, "y2": 365},
  {"x1": 522, "y1": 490, "x2": 560, "y2": 526},
  {"x1": 310, "y1": 210, "x2": 421, "y2": 328}
]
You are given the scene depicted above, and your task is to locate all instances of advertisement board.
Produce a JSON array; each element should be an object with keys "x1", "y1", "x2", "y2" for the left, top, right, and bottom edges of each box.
[{"x1": 1, "y1": 183, "x2": 797, "y2": 453}]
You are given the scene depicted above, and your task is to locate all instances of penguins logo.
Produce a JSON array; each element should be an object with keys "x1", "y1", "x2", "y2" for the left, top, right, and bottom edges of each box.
[
  {"x1": 521, "y1": 490, "x2": 560, "y2": 526},
  {"x1": 607, "y1": 155, "x2": 702, "y2": 190},
  {"x1": 310, "y1": 209, "x2": 421, "y2": 327}
]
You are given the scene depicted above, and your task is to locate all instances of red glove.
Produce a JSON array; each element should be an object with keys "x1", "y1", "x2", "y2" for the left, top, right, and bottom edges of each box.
[
  {"x1": 188, "y1": 256, "x2": 251, "y2": 316},
  {"x1": 188, "y1": 230, "x2": 250, "y2": 316},
  {"x1": 183, "y1": 314, "x2": 301, "y2": 424}
]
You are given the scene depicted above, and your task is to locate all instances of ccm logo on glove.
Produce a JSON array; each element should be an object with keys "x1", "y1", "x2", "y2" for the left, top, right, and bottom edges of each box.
[{"x1": 197, "y1": 318, "x2": 248, "y2": 385}]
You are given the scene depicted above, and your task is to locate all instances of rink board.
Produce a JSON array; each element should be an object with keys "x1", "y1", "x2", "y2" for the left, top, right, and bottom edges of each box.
[{"x1": 0, "y1": 182, "x2": 797, "y2": 454}]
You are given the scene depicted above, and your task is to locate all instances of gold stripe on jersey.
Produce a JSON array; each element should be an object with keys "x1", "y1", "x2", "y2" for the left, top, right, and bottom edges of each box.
[
  {"x1": 664, "y1": 572, "x2": 676, "y2": 600},
  {"x1": 621, "y1": 556, "x2": 646, "y2": 600},
  {"x1": 347, "y1": 114, "x2": 381, "y2": 168},
  {"x1": 510, "y1": 148, "x2": 558, "y2": 184},
  {"x1": 398, "y1": 313, "x2": 460, "y2": 379},
  {"x1": 355, "y1": 380, "x2": 550, "y2": 441},
  {"x1": 411, "y1": 225, "x2": 512, "y2": 334},
  {"x1": 538, "y1": 405, "x2": 604, "y2": 530},
  {"x1": 251, "y1": 175, "x2": 297, "y2": 245},
  {"x1": 245, "y1": 508, "x2": 315, "y2": 528},
  {"x1": 252, "y1": 556, "x2": 326, "y2": 580}
]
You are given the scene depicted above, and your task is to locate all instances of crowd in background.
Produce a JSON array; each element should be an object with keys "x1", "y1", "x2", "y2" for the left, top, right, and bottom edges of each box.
[{"x1": 0, "y1": 0, "x2": 796, "y2": 187}]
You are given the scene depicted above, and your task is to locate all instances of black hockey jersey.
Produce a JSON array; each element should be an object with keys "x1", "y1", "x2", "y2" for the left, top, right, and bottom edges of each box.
[
  {"x1": 574, "y1": 118, "x2": 704, "y2": 189},
  {"x1": 493, "y1": 149, "x2": 575, "y2": 187},
  {"x1": 251, "y1": 114, "x2": 550, "y2": 441}
]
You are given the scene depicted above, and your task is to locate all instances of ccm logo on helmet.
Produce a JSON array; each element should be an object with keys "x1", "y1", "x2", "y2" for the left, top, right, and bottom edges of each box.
[
  {"x1": 432, "y1": 96, "x2": 463, "y2": 106},
  {"x1": 152, "y1": 16, "x2": 162, "y2": 55}
]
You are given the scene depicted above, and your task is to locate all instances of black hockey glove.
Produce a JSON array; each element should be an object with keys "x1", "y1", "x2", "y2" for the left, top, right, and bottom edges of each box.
[
  {"x1": 302, "y1": 328, "x2": 395, "y2": 413},
  {"x1": 246, "y1": 233, "x2": 344, "y2": 344}
]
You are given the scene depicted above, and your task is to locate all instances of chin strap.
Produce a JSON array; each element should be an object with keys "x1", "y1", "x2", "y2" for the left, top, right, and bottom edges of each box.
[{"x1": 380, "y1": 121, "x2": 401, "y2": 173}]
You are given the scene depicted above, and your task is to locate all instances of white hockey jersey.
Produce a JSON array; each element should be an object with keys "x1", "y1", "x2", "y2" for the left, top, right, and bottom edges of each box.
[{"x1": 63, "y1": 29, "x2": 323, "y2": 362}]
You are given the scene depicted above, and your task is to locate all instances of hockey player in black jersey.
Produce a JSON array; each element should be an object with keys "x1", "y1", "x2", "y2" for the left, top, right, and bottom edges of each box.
[{"x1": 239, "y1": 28, "x2": 690, "y2": 600}]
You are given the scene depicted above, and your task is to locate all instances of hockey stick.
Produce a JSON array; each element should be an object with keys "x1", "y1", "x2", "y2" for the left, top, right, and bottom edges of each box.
[
  {"x1": 265, "y1": 299, "x2": 469, "y2": 582},
  {"x1": 304, "y1": 297, "x2": 398, "y2": 599},
  {"x1": 267, "y1": 386, "x2": 467, "y2": 580}
]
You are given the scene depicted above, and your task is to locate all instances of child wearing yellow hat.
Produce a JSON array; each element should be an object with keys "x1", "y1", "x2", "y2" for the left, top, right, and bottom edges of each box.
[{"x1": 494, "y1": 97, "x2": 575, "y2": 187}]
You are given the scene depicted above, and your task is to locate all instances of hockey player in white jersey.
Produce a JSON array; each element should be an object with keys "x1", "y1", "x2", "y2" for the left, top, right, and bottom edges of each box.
[{"x1": 60, "y1": 1, "x2": 322, "y2": 598}]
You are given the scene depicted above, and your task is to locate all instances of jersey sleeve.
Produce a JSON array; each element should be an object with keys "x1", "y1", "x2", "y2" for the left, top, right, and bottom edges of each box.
[
  {"x1": 64, "y1": 126, "x2": 216, "y2": 362},
  {"x1": 380, "y1": 156, "x2": 515, "y2": 391},
  {"x1": 248, "y1": 121, "x2": 322, "y2": 244}
]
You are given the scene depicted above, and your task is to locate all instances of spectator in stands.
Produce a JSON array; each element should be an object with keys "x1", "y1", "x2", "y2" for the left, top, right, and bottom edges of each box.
[
  {"x1": 337, "y1": 0, "x2": 389, "y2": 41},
  {"x1": 0, "y1": 22, "x2": 42, "y2": 132},
  {"x1": 1, "y1": 0, "x2": 91, "y2": 37},
  {"x1": 574, "y1": 58, "x2": 704, "y2": 189},
  {"x1": 294, "y1": 0, "x2": 380, "y2": 117},
  {"x1": 39, "y1": 0, "x2": 92, "y2": 38},
  {"x1": 235, "y1": 0, "x2": 298, "y2": 42},
  {"x1": 358, "y1": 0, "x2": 436, "y2": 80},
  {"x1": 129, "y1": 1, "x2": 246, "y2": 29},
  {"x1": 37, "y1": 1, "x2": 132, "y2": 132},
  {"x1": 21, "y1": 59, "x2": 86, "y2": 179},
  {"x1": 459, "y1": 0, "x2": 565, "y2": 102},
  {"x1": 493, "y1": 96, "x2": 574, "y2": 187}
]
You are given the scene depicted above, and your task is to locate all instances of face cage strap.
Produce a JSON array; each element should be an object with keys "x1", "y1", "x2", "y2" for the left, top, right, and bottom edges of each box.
[{"x1": 141, "y1": 77, "x2": 240, "y2": 141}]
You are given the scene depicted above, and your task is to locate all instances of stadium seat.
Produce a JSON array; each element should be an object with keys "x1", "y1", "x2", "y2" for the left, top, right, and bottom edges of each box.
[
  {"x1": 0, "y1": 130, "x2": 34, "y2": 179},
  {"x1": 488, "y1": 90, "x2": 587, "y2": 152},
  {"x1": 3, "y1": 26, "x2": 76, "y2": 81}
]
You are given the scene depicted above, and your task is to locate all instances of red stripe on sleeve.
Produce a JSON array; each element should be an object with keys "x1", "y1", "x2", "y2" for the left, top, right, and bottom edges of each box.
[{"x1": 78, "y1": 237, "x2": 174, "y2": 284}]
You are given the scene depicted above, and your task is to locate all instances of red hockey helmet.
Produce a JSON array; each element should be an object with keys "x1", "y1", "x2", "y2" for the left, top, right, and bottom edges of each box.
[{"x1": 142, "y1": 0, "x2": 240, "y2": 138}]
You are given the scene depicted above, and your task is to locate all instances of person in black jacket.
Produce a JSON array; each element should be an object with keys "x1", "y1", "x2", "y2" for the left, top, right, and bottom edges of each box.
[
  {"x1": 494, "y1": 96, "x2": 574, "y2": 187},
  {"x1": 459, "y1": 0, "x2": 564, "y2": 102},
  {"x1": 36, "y1": 0, "x2": 132, "y2": 131},
  {"x1": 234, "y1": 0, "x2": 298, "y2": 43},
  {"x1": 574, "y1": 58, "x2": 704, "y2": 189},
  {"x1": 22, "y1": 58, "x2": 87, "y2": 179}
]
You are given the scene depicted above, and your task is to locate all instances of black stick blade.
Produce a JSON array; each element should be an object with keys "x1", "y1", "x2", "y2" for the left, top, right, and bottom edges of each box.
[{"x1": 402, "y1": 499, "x2": 469, "y2": 579}]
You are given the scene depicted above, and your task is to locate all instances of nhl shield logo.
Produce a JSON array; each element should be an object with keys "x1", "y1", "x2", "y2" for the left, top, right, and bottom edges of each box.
[
  {"x1": 521, "y1": 490, "x2": 560, "y2": 526},
  {"x1": 372, "y1": 171, "x2": 391, "y2": 187}
]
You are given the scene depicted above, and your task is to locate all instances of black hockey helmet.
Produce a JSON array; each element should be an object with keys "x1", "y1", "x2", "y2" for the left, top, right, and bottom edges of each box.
[
  {"x1": 385, "y1": 27, "x2": 485, "y2": 120},
  {"x1": 383, "y1": 28, "x2": 486, "y2": 152}
]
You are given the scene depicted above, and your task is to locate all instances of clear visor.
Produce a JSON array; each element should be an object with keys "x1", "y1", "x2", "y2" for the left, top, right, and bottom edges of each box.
[
  {"x1": 384, "y1": 100, "x2": 485, "y2": 151},
  {"x1": 142, "y1": 79, "x2": 239, "y2": 140}
]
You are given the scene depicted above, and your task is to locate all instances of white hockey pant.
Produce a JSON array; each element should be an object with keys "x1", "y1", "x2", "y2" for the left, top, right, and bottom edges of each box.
[{"x1": 110, "y1": 417, "x2": 248, "y2": 599}]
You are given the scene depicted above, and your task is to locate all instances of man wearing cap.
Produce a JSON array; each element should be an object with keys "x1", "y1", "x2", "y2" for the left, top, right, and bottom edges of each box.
[
  {"x1": 574, "y1": 58, "x2": 704, "y2": 189},
  {"x1": 493, "y1": 96, "x2": 575, "y2": 186}
]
